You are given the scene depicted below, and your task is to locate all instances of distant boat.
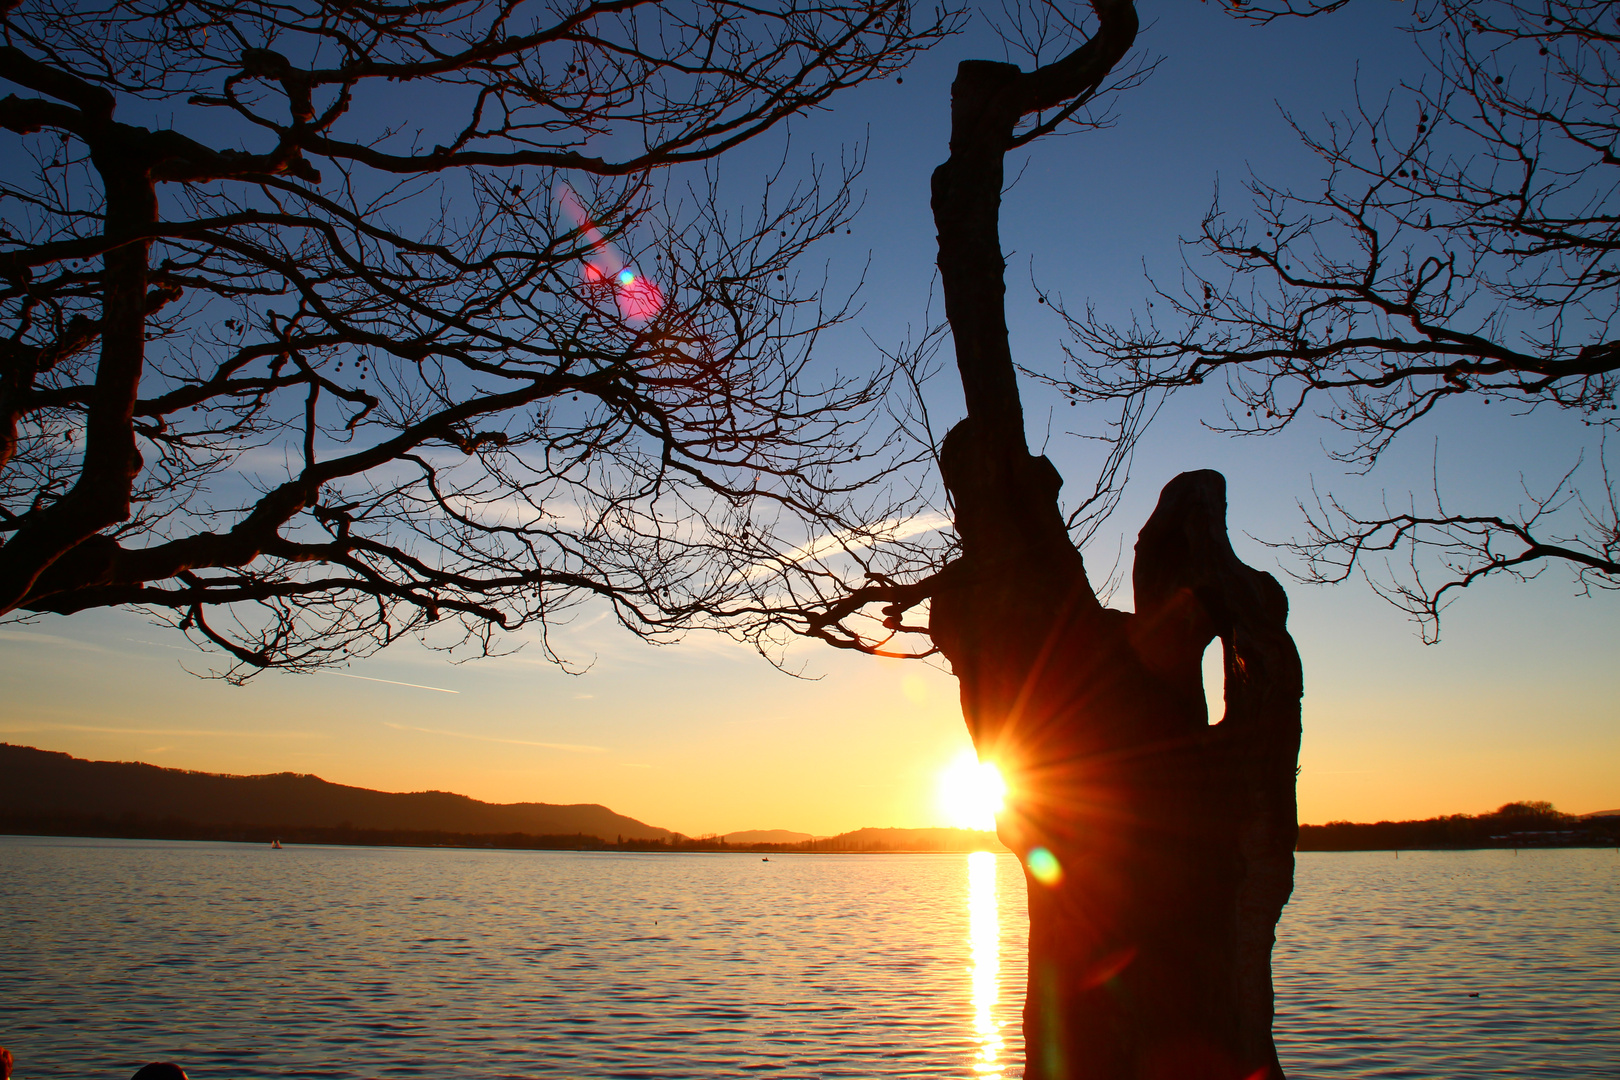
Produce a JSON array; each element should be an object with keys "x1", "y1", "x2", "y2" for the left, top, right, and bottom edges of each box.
[{"x1": 270, "y1": 839, "x2": 282, "y2": 849}]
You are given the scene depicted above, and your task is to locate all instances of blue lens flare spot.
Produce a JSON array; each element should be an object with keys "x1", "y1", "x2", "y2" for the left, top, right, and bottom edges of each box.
[
  {"x1": 618, "y1": 270, "x2": 635, "y2": 285},
  {"x1": 1026, "y1": 846, "x2": 1063, "y2": 886}
]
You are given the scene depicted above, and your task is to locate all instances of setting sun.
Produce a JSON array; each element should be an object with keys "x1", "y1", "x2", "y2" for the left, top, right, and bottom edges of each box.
[{"x1": 938, "y1": 750, "x2": 1008, "y2": 831}]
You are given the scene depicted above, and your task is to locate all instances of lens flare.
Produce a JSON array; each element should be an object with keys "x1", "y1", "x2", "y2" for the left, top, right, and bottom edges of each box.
[
  {"x1": 554, "y1": 183, "x2": 665, "y2": 323},
  {"x1": 1026, "y1": 846, "x2": 1063, "y2": 887}
]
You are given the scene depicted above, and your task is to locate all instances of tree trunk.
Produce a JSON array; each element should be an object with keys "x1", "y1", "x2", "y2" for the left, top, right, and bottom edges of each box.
[
  {"x1": 930, "y1": 436, "x2": 1300, "y2": 1080},
  {"x1": 923, "y1": 6, "x2": 1302, "y2": 1075},
  {"x1": 0, "y1": 99, "x2": 158, "y2": 612}
]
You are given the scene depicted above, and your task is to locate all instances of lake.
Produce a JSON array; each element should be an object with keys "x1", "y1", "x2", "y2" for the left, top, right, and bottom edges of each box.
[{"x1": 1, "y1": 837, "x2": 1615, "y2": 1078}]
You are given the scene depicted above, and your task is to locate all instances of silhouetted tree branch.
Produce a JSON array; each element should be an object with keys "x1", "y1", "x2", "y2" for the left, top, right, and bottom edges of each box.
[
  {"x1": 1058, "y1": 0, "x2": 1620, "y2": 638},
  {"x1": 762, "y1": 0, "x2": 1158, "y2": 658},
  {"x1": 0, "y1": 0, "x2": 961, "y2": 677}
]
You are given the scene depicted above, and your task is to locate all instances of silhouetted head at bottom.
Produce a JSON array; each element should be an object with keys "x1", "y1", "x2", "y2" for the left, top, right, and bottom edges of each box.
[
  {"x1": 1, "y1": 1044, "x2": 13, "y2": 1080},
  {"x1": 131, "y1": 1064, "x2": 189, "y2": 1080}
]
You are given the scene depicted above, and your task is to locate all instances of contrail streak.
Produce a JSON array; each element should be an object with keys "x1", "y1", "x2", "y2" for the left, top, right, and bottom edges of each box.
[{"x1": 326, "y1": 671, "x2": 460, "y2": 694}]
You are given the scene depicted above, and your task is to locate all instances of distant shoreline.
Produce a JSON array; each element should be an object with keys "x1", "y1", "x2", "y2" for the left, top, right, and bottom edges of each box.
[
  {"x1": 0, "y1": 814, "x2": 1009, "y2": 854},
  {"x1": 5, "y1": 813, "x2": 1616, "y2": 854},
  {"x1": 1296, "y1": 807, "x2": 1620, "y2": 852}
]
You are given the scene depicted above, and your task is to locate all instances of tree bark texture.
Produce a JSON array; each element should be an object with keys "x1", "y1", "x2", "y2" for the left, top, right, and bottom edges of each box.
[{"x1": 925, "y1": 6, "x2": 1302, "y2": 1076}]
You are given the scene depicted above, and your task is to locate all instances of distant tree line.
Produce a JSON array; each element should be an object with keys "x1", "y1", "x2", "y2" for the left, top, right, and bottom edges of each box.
[
  {"x1": 0, "y1": 811, "x2": 1005, "y2": 853},
  {"x1": 1296, "y1": 801, "x2": 1620, "y2": 851},
  {"x1": 17, "y1": 804, "x2": 1616, "y2": 854}
]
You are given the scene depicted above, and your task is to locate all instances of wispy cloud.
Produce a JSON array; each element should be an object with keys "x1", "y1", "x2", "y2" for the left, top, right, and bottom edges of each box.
[
  {"x1": 381, "y1": 721, "x2": 605, "y2": 752},
  {"x1": 322, "y1": 670, "x2": 460, "y2": 696},
  {"x1": 0, "y1": 723, "x2": 326, "y2": 739}
]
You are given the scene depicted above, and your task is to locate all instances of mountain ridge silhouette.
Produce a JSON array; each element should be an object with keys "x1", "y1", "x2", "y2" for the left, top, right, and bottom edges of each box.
[{"x1": 0, "y1": 743, "x2": 673, "y2": 839}]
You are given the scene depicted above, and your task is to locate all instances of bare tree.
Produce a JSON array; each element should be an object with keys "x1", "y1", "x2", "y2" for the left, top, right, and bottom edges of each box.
[
  {"x1": 0, "y1": 0, "x2": 960, "y2": 676},
  {"x1": 1064, "y1": 0, "x2": 1620, "y2": 639},
  {"x1": 5, "y1": 1, "x2": 1307, "y2": 1076}
]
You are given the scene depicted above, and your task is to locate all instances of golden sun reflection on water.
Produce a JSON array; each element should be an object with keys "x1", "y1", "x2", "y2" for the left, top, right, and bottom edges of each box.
[{"x1": 967, "y1": 850, "x2": 1006, "y2": 1076}]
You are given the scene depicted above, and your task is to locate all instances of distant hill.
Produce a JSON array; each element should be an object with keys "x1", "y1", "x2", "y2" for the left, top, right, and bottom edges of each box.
[
  {"x1": 1581, "y1": 808, "x2": 1620, "y2": 819},
  {"x1": 0, "y1": 743, "x2": 672, "y2": 840},
  {"x1": 723, "y1": 829, "x2": 815, "y2": 844},
  {"x1": 808, "y1": 826, "x2": 1009, "y2": 852}
]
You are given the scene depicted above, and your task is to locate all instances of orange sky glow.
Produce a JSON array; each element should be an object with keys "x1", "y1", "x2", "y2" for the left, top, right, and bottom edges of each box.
[{"x1": 3, "y1": 6, "x2": 1616, "y2": 838}]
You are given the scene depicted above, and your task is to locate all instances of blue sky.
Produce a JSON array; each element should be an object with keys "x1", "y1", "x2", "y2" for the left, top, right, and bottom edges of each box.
[{"x1": 4, "y1": 2, "x2": 1616, "y2": 834}]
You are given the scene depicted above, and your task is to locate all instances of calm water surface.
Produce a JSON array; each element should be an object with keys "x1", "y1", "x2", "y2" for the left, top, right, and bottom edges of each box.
[{"x1": 1, "y1": 838, "x2": 1614, "y2": 1078}]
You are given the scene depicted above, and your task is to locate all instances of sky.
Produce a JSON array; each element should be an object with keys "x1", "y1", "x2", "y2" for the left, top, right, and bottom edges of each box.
[{"x1": 3, "y1": 2, "x2": 1617, "y2": 837}]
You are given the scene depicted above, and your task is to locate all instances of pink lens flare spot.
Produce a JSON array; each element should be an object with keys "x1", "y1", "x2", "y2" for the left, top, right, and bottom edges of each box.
[
  {"x1": 554, "y1": 182, "x2": 665, "y2": 322},
  {"x1": 617, "y1": 275, "x2": 665, "y2": 322}
]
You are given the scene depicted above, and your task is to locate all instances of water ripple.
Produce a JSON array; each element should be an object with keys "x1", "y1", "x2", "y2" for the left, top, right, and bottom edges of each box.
[{"x1": 1, "y1": 839, "x2": 1614, "y2": 1078}]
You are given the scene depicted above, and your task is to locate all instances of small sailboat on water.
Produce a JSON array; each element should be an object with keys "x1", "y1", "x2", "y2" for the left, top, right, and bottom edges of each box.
[{"x1": 270, "y1": 839, "x2": 282, "y2": 849}]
